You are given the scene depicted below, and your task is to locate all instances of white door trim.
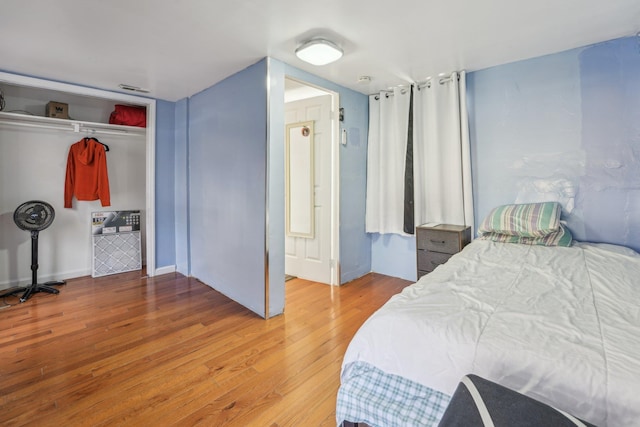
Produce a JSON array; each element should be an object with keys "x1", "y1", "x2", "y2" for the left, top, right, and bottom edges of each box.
[
  {"x1": 330, "y1": 89, "x2": 340, "y2": 286},
  {"x1": 284, "y1": 76, "x2": 340, "y2": 286}
]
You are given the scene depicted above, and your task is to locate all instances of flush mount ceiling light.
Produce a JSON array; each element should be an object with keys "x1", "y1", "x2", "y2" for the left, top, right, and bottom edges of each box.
[{"x1": 295, "y1": 39, "x2": 343, "y2": 66}]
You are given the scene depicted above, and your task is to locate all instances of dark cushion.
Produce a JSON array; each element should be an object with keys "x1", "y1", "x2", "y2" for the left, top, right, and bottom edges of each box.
[{"x1": 438, "y1": 375, "x2": 596, "y2": 427}]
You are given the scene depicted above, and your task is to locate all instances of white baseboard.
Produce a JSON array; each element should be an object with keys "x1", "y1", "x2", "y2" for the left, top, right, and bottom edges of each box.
[
  {"x1": 0, "y1": 265, "x2": 178, "y2": 290},
  {"x1": 0, "y1": 268, "x2": 91, "y2": 290},
  {"x1": 154, "y1": 265, "x2": 176, "y2": 276}
]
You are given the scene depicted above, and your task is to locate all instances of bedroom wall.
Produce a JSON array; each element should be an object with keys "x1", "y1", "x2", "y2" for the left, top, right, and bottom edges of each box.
[
  {"x1": 174, "y1": 98, "x2": 189, "y2": 276},
  {"x1": 371, "y1": 234, "x2": 417, "y2": 281},
  {"x1": 174, "y1": 57, "x2": 370, "y2": 317},
  {"x1": 187, "y1": 59, "x2": 272, "y2": 318},
  {"x1": 372, "y1": 35, "x2": 640, "y2": 281},
  {"x1": 577, "y1": 37, "x2": 640, "y2": 248},
  {"x1": 469, "y1": 35, "x2": 640, "y2": 252},
  {"x1": 155, "y1": 99, "x2": 176, "y2": 269},
  {"x1": 467, "y1": 45, "x2": 583, "y2": 237}
]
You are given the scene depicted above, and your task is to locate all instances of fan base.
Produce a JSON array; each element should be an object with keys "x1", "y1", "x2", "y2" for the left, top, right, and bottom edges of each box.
[{"x1": 19, "y1": 281, "x2": 66, "y2": 303}]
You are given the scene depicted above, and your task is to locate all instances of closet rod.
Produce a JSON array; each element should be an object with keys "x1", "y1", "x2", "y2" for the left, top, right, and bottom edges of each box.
[{"x1": 0, "y1": 119, "x2": 130, "y2": 136}]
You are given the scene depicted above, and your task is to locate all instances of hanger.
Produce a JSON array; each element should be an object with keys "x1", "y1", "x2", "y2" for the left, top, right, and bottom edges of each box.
[{"x1": 84, "y1": 136, "x2": 109, "y2": 152}]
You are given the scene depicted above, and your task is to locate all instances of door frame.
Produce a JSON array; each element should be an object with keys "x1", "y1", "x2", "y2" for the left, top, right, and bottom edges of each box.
[{"x1": 284, "y1": 76, "x2": 340, "y2": 286}]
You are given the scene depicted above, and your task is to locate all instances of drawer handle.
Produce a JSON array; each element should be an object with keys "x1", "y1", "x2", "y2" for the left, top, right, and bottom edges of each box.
[{"x1": 430, "y1": 239, "x2": 446, "y2": 244}]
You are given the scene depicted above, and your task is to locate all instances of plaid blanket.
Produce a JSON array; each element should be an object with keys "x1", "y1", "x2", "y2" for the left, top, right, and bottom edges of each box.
[{"x1": 337, "y1": 361, "x2": 450, "y2": 427}]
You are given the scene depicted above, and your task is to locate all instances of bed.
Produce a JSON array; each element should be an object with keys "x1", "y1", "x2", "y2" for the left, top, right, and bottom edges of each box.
[{"x1": 337, "y1": 203, "x2": 640, "y2": 427}]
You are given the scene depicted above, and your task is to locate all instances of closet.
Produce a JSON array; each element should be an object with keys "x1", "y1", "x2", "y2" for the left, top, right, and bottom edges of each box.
[{"x1": 0, "y1": 72, "x2": 156, "y2": 289}]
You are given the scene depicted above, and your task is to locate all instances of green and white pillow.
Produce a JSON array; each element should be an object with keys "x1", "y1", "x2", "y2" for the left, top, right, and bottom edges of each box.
[
  {"x1": 478, "y1": 224, "x2": 573, "y2": 247},
  {"x1": 478, "y1": 202, "x2": 562, "y2": 238}
]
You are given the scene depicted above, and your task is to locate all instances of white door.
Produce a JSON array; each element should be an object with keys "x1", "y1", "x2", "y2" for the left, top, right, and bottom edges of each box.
[{"x1": 285, "y1": 94, "x2": 332, "y2": 284}]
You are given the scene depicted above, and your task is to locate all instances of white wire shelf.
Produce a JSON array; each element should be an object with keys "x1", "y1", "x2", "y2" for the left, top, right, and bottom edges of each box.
[{"x1": 0, "y1": 111, "x2": 146, "y2": 136}]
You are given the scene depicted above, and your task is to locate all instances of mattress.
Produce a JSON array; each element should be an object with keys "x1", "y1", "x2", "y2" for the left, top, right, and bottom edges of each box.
[{"x1": 337, "y1": 240, "x2": 640, "y2": 426}]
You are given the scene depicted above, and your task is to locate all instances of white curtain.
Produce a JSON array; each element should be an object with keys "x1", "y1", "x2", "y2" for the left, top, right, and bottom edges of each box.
[
  {"x1": 365, "y1": 87, "x2": 411, "y2": 234},
  {"x1": 413, "y1": 71, "x2": 474, "y2": 230}
]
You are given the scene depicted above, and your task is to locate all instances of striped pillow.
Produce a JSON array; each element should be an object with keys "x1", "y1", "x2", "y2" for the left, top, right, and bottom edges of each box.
[
  {"x1": 478, "y1": 202, "x2": 561, "y2": 238},
  {"x1": 478, "y1": 224, "x2": 573, "y2": 247}
]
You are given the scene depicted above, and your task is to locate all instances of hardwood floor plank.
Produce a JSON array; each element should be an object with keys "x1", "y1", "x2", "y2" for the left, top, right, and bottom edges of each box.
[{"x1": 0, "y1": 271, "x2": 412, "y2": 426}]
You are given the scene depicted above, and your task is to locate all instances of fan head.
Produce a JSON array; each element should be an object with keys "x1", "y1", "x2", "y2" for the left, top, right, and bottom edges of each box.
[{"x1": 14, "y1": 201, "x2": 56, "y2": 231}]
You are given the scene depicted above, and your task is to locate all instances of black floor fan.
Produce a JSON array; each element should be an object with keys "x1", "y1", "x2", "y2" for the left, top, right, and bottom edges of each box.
[{"x1": 6, "y1": 201, "x2": 66, "y2": 302}]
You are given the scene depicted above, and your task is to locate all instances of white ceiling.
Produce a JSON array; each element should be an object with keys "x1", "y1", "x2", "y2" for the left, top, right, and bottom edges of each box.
[{"x1": 1, "y1": 0, "x2": 639, "y2": 102}]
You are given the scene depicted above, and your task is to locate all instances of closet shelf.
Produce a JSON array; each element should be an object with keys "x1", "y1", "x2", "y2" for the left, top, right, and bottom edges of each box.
[{"x1": 0, "y1": 111, "x2": 146, "y2": 136}]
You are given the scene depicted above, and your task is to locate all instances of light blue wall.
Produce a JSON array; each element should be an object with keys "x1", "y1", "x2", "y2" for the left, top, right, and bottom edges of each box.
[
  {"x1": 577, "y1": 37, "x2": 640, "y2": 249},
  {"x1": 155, "y1": 100, "x2": 177, "y2": 268},
  {"x1": 188, "y1": 59, "x2": 271, "y2": 317},
  {"x1": 371, "y1": 234, "x2": 416, "y2": 281},
  {"x1": 271, "y1": 60, "x2": 372, "y2": 284},
  {"x1": 167, "y1": 57, "x2": 370, "y2": 318},
  {"x1": 468, "y1": 45, "x2": 583, "y2": 238},
  {"x1": 469, "y1": 36, "x2": 640, "y2": 252},
  {"x1": 329, "y1": 76, "x2": 371, "y2": 283},
  {"x1": 174, "y1": 98, "x2": 189, "y2": 275},
  {"x1": 371, "y1": 35, "x2": 640, "y2": 280}
]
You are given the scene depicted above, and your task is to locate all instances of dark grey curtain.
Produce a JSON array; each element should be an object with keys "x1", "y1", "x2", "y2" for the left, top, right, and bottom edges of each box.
[{"x1": 403, "y1": 86, "x2": 414, "y2": 234}]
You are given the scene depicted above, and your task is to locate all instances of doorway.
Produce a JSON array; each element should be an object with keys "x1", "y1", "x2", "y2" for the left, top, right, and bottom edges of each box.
[{"x1": 284, "y1": 77, "x2": 339, "y2": 285}]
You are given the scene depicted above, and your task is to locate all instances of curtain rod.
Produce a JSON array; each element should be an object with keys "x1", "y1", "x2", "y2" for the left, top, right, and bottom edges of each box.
[
  {"x1": 373, "y1": 88, "x2": 409, "y2": 100},
  {"x1": 372, "y1": 71, "x2": 463, "y2": 97},
  {"x1": 417, "y1": 73, "x2": 461, "y2": 90}
]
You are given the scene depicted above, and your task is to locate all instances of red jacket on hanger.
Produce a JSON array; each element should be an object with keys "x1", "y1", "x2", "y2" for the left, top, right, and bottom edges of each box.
[{"x1": 64, "y1": 138, "x2": 111, "y2": 208}]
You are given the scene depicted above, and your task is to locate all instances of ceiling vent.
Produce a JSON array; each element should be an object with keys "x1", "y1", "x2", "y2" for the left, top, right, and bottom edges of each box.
[{"x1": 118, "y1": 84, "x2": 150, "y2": 94}]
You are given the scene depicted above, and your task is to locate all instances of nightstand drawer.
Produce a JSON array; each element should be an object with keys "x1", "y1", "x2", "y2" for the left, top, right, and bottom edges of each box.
[
  {"x1": 417, "y1": 250, "x2": 452, "y2": 272},
  {"x1": 417, "y1": 229, "x2": 460, "y2": 254},
  {"x1": 415, "y1": 224, "x2": 472, "y2": 279}
]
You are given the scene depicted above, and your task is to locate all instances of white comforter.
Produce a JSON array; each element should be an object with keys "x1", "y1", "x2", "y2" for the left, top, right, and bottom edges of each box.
[{"x1": 342, "y1": 240, "x2": 640, "y2": 426}]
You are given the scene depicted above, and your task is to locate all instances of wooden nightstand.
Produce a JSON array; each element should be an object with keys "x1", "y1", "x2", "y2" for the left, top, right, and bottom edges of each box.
[{"x1": 416, "y1": 224, "x2": 472, "y2": 279}]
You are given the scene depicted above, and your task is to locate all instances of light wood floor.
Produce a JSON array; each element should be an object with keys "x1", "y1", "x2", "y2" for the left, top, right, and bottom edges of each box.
[{"x1": 0, "y1": 271, "x2": 411, "y2": 426}]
